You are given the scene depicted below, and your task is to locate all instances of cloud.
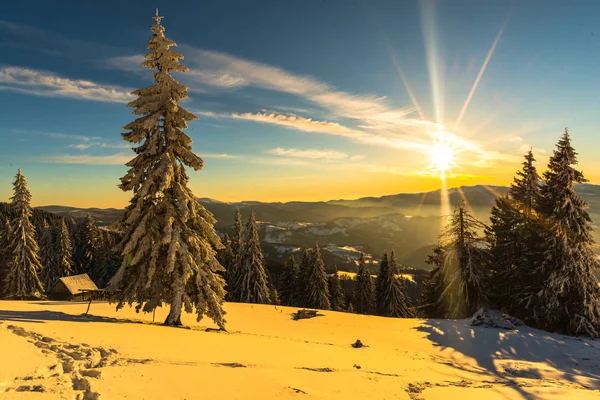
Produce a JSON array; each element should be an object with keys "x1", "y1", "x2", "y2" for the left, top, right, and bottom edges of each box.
[
  {"x1": 68, "y1": 142, "x2": 132, "y2": 150},
  {"x1": 35, "y1": 153, "x2": 132, "y2": 165},
  {"x1": 0, "y1": 66, "x2": 134, "y2": 103},
  {"x1": 267, "y1": 148, "x2": 350, "y2": 160},
  {"x1": 232, "y1": 112, "x2": 363, "y2": 137},
  {"x1": 202, "y1": 153, "x2": 236, "y2": 159}
]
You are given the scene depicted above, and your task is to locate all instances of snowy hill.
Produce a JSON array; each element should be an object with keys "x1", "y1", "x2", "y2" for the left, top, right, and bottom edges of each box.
[{"x1": 1, "y1": 300, "x2": 599, "y2": 399}]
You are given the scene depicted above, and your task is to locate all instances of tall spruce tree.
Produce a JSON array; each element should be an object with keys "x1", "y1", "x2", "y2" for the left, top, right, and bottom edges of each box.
[
  {"x1": 328, "y1": 265, "x2": 345, "y2": 311},
  {"x1": 296, "y1": 248, "x2": 313, "y2": 306},
  {"x1": 81, "y1": 215, "x2": 101, "y2": 276},
  {"x1": 3, "y1": 170, "x2": 44, "y2": 299},
  {"x1": 91, "y1": 231, "x2": 119, "y2": 288},
  {"x1": 527, "y1": 129, "x2": 600, "y2": 337},
  {"x1": 226, "y1": 209, "x2": 244, "y2": 302},
  {"x1": 487, "y1": 150, "x2": 543, "y2": 315},
  {"x1": 0, "y1": 217, "x2": 10, "y2": 296},
  {"x1": 55, "y1": 220, "x2": 73, "y2": 281},
  {"x1": 377, "y1": 250, "x2": 414, "y2": 318},
  {"x1": 237, "y1": 212, "x2": 270, "y2": 304},
  {"x1": 354, "y1": 254, "x2": 375, "y2": 315},
  {"x1": 38, "y1": 221, "x2": 58, "y2": 291},
  {"x1": 110, "y1": 10, "x2": 226, "y2": 327},
  {"x1": 419, "y1": 203, "x2": 489, "y2": 318},
  {"x1": 303, "y1": 243, "x2": 330, "y2": 310},
  {"x1": 279, "y1": 254, "x2": 298, "y2": 306},
  {"x1": 217, "y1": 234, "x2": 232, "y2": 277}
]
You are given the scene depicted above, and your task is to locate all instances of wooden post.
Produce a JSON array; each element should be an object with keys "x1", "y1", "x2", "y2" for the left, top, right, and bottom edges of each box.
[{"x1": 84, "y1": 291, "x2": 93, "y2": 316}]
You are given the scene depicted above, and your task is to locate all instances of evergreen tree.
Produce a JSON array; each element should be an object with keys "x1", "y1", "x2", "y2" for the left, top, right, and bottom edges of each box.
[
  {"x1": 527, "y1": 129, "x2": 600, "y2": 337},
  {"x1": 296, "y1": 248, "x2": 313, "y2": 306},
  {"x1": 0, "y1": 217, "x2": 10, "y2": 296},
  {"x1": 377, "y1": 250, "x2": 414, "y2": 317},
  {"x1": 38, "y1": 221, "x2": 58, "y2": 291},
  {"x1": 266, "y1": 270, "x2": 280, "y2": 305},
  {"x1": 347, "y1": 302, "x2": 355, "y2": 314},
  {"x1": 81, "y1": 215, "x2": 101, "y2": 276},
  {"x1": 419, "y1": 246, "x2": 445, "y2": 317},
  {"x1": 237, "y1": 212, "x2": 270, "y2": 304},
  {"x1": 91, "y1": 231, "x2": 119, "y2": 288},
  {"x1": 111, "y1": 11, "x2": 226, "y2": 327},
  {"x1": 3, "y1": 170, "x2": 44, "y2": 299},
  {"x1": 328, "y1": 265, "x2": 345, "y2": 311},
  {"x1": 226, "y1": 209, "x2": 244, "y2": 302},
  {"x1": 354, "y1": 254, "x2": 375, "y2": 315},
  {"x1": 279, "y1": 254, "x2": 298, "y2": 306},
  {"x1": 55, "y1": 220, "x2": 73, "y2": 280},
  {"x1": 419, "y1": 203, "x2": 489, "y2": 318},
  {"x1": 304, "y1": 243, "x2": 330, "y2": 310},
  {"x1": 487, "y1": 150, "x2": 543, "y2": 315},
  {"x1": 217, "y1": 233, "x2": 232, "y2": 276}
]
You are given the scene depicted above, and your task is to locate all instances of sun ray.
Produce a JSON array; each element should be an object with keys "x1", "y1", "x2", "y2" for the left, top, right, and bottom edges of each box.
[
  {"x1": 455, "y1": 186, "x2": 475, "y2": 215},
  {"x1": 420, "y1": 0, "x2": 445, "y2": 124},
  {"x1": 389, "y1": 52, "x2": 426, "y2": 120},
  {"x1": 482, "y1": 185, "x2": 504, "y2": 198},
  {"x1": 440, "y1": 171, "x2": 451, "y2": 228},
  {"x1": 413, "y1": 191, "x2": 429, "y2": 216},
  {"x1": 453, "y1": 16, "x2": 509, "y2": 133}
]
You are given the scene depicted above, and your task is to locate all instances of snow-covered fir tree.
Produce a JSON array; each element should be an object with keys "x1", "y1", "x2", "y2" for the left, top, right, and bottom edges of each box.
[
  {"x1": 328, "y1": 265, "x2": 345, "y2": 311},
  {"x1": 419, "y1": 203, "x2": 489, "y2": 318},
  {"x1": 419, "y1": 246, "x2": 444, "y2": 317},
  {"x1": 376, "y1": 251, "x2": 414, "y2": 318},
  {"x1": 217, "y1": 233, "x2": 232, "y2": 277},
  {"x1": 279, "y1": 254, "x2": 298, "y2": 306},
  {"x1": 354, "y1": 254, "x2": 375, "y2": 315},
  {"x1": 81, "y1": 215, "x2": 101, "y2": 276},
  {"x1": 303, "y1": 243, "x2": 330, "y2": 310},
  {"x1": 296, "y1": 248, "x2": 313, "y2": 306},
  {"x1": 110, "y1": 10, "x2": 226, "y2": 327},
  {"x1": 0, "y1": 216, "x2": 10, "y2": 295},
  {"x1": 68, "y1": 219, "x2": 84, "y2": 274},
  {"x1": 55, "y1": 220, "x2": 73, "y2": 281},
  {"x1": 226, "y1": 209, "x2": 244, "y2": 302},
  {"x1": 236, "y1": 212, "x2": 270, "y2": 304},
  {"x1": 266, "y1": 270, "x2": 280, "y2": 305},
  {"x1": 91, "y1": 231, "x2": 119, "y2": 288},
  {"x1": 527, "y1": 129, "x2": 600, "y2": 337},
  {"x1": 487, "y1": 150, "x2": 543, "y2": 315},
  {"x1": 38, "y1": 221, "x2": 58, "y2": 291},
  {"x1": 3, "y1": 170, "x2": 44, "y2": 299}
]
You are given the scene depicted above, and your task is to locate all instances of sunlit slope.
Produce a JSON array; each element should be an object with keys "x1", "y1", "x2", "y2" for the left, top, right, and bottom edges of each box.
[{"x1": 1, "y1": 301, "x2": 599, "y2": 399}]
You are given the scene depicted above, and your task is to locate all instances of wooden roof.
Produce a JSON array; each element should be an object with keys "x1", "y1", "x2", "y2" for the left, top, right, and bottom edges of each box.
[{"x1": 55, "y1": 274, "x2": 98, "y2": 295}]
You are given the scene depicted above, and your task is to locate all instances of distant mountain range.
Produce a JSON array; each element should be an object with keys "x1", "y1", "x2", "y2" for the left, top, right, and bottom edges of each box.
[{"x1": 37, "y1": 184, "x2": 600, "y2": 270}]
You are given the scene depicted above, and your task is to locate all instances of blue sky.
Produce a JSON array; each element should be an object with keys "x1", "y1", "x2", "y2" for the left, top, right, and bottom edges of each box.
[{"x1": 2, "y1": 0, "x2": 600, "y2": 207}]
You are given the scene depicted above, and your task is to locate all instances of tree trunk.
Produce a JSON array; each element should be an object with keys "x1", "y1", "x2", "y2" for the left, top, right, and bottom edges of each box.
[{"x1": 164, "y1": 280, "x2": 184, "y2": 326}]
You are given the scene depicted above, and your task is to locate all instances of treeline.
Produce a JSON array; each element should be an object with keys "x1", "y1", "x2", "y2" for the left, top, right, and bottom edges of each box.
[
  {"x1": 420, "y1": 129, "x2": 600, "y2": 338},
  {"x1": 218, "y1": 209, "x2": 415, "y2": 318},
  {"x1": 0, "y1": 171, "x2": 120, "y2": 298}
]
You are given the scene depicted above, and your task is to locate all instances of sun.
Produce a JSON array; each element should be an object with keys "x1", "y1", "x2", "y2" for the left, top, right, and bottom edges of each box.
[{"x1": 428, "y1": 140, "x2": 456, "y2": 174}]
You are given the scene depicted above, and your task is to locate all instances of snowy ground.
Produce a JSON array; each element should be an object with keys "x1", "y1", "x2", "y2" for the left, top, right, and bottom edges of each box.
[{"x1": 1, "y1": 301, "x2": 599, "y2": 399}]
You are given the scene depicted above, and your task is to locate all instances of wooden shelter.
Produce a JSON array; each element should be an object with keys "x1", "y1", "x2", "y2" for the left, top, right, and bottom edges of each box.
[{"x1": 48, "y1": 274, "x2": 102, "y2": 301}]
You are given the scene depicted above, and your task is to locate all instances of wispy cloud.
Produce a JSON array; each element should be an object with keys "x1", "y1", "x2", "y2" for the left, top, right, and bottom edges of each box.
[
  {"x1": 35, "y1": 153, "x2": 133, "y2": 165},
  {"x1": 0, "y1": 66, "x2": 133, "y2": 103},
  {"x1": 68, "y1": 142, "x2": 131, "y2": 150},
  {"x1": 202, "y1": 153, "x2": 237, "y2": 159},
  {"x1": 33, "y1": 151, "x2": 235, "y2": 165},
  {"x1": 267, "y1": 148, "x2": 350, "y2": 160}
]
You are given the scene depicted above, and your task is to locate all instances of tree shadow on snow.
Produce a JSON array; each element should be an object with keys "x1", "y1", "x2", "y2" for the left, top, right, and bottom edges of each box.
[
  {"x1": 0, "y1": 309, "x2": 135, "y2": 325},
  {"x1": 415, "y1": 319, "x2": 600, "y2": 399}
]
